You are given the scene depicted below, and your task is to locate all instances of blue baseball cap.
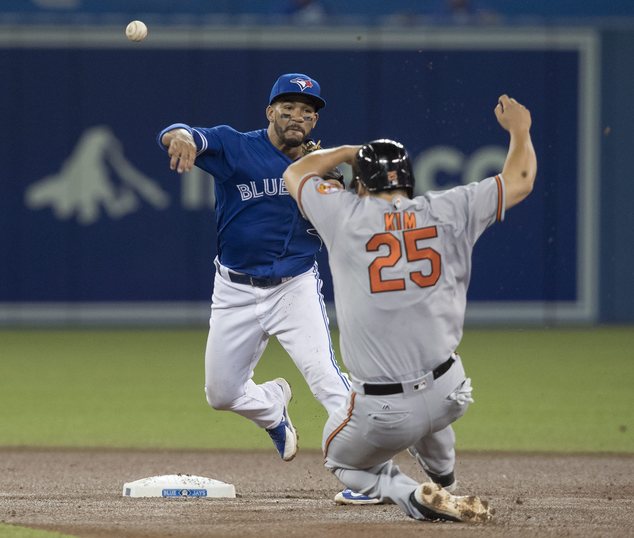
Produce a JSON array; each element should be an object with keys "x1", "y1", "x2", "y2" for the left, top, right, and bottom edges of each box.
[{"x1": 269, "y1": 73, "x2": 326, "y2": 111}]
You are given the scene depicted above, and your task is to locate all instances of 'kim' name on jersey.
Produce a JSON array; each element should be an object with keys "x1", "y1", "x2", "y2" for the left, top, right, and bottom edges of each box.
[{"x1": 384, "y1": 211, "x2": 417, "y2": 231}]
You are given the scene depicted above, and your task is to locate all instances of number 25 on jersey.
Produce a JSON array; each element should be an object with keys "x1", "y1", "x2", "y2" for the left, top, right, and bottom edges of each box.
[{"x1": 366, "y1": 226, "x2": 441, "y2": 293}]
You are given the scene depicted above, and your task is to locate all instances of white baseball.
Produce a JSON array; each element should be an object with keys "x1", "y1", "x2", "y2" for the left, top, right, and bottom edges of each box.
[{"x1": 125, "y1": 20, "x2": 148, "y2": 42}]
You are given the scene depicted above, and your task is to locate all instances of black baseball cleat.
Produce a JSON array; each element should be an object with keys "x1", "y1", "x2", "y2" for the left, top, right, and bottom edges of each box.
[
  {"x1": 425, "y1": 470, "x2": 457, "y2": 492},
  {"x1": 407, "y1": 447, "x2": 458, "y2": 492},
  {"x1": 410, "y1": 482, "x2": 493, "y2": 523}
]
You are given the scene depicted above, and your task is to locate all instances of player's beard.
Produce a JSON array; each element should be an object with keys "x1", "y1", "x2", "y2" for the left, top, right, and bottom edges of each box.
[{"x1": 274, "y1": 121, "x2": 305, "y2": 148}]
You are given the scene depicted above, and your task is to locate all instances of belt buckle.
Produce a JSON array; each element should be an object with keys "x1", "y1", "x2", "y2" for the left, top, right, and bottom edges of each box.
[
  {"x1": 413, "y1": 379, "x2": 427, "y2": 391},
  {"x1": 249, "y1": 276, "x2": 256, "y2": 286}
]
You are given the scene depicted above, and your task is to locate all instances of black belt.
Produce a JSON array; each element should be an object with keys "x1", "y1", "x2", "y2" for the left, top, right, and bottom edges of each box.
[
  {"x1": 228, "y1": 272, "x2": 284, "y2": 288},
  {"x1": 215, "y1": 259, "x2": 286, "y2": 289},
  {"x1": 362, "y1": 357, "x2": 455, "y2": 396}
]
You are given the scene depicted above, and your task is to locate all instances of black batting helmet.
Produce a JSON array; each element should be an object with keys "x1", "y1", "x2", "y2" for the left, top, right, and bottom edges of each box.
[{"x1": 351, "y1": 139, "x2": 415, "y2": 198}]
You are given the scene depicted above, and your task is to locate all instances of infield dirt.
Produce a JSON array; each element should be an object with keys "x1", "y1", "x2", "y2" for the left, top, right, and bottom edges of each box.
[{"x1": 0, "y1": 448, "x2": 632, "y2": 537}]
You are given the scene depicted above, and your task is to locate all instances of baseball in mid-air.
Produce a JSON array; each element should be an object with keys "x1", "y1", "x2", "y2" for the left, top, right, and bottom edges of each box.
[{"x1": 125, "y1": 20, "x2": 148, "y2": 42}]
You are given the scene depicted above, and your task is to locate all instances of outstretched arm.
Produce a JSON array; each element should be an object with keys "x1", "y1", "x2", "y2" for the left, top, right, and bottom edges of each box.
[
  {"x1": 495, "y1": 95, "x2": 537, "y2": 209},
  {"x1": 284, "y1": 145, "x2": 360, "y2": 200}
]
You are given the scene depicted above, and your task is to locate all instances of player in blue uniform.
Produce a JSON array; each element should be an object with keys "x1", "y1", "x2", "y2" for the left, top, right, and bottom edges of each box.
[{"x1": 157, "y1": 73, "x2": 350, "y2": 463}]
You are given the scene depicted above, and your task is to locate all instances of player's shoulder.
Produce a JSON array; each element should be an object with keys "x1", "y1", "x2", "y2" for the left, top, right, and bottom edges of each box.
[
  {"x1": 301, "y1": 176, "x2": 347, "y2": 197},
  {"x1": 422, "y1": 183, "x2": 471, "y2": 205},
  {"x1": 244, "y1": 128, "x2": 267, "y2": 138},
  {"x1": 197, "y1": 124, "x2": 241, "y2": 136},
  {"x1": 196, "y1": 125, "x2": 260, "y2": 152},
  {"x1": 419, "y1": 179, "x2": 494, "y2": 223},
  {"x1": 300, "y1": 177, "x2": 351, "y2": 215},
  {"x1": 424, "y1": 177, "x2": 497, "y2": 203},
  {"x1": 227, "y1": 128, "x2": 271, "y2": 147}
]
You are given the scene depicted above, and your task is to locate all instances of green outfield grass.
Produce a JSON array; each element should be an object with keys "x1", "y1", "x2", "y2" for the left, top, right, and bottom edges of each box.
[
  {"x1": 0, "y1": 525, "x2": 75, "y2": 538},
  {"x1": 0, "y1": 327, "x2": 632, "y2": 453}
]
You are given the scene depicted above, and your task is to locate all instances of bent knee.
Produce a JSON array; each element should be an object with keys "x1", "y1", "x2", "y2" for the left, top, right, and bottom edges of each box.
[{"x1": 205, "y1": 385, "x2": 236, "y2": 411}]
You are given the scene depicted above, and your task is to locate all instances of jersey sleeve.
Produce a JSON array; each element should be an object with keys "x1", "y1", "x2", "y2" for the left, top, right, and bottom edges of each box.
[
  {"x1": 297, "y1": 174, "x2": 349, "y2": 246},
  {"x1": 426, "y1": 175, "x2": 505, "y2": 245},
  {"x1": 156, "y1": 123, "x2": 193, "y2": 151}
]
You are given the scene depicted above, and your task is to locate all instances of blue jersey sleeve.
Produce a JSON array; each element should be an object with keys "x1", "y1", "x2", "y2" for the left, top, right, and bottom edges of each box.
[
  {"x1": 191, "y1": 125, "x2": 242, "y2": 182},
  {"x1": 156, "y1": 123, "x2": 242, "y2": 182}
]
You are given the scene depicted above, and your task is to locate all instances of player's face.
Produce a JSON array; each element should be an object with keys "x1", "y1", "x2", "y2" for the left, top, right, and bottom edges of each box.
[{"x1": 268, "y1": 99, "x2": 318, "y2": 147}]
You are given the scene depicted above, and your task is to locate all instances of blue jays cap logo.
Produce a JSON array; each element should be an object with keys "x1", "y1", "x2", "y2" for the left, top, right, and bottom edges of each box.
[
  {"x1": 269, "y1": 73, "x2": 326, "y2": 110},
  {"x1": 289, "y1": 77, "x2": 314, "y2": 92}
]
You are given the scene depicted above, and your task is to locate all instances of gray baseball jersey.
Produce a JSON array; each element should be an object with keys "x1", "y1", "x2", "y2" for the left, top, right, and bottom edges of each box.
[{"x1": 298, "y1": 175, "x2": 505, "y2": 383}]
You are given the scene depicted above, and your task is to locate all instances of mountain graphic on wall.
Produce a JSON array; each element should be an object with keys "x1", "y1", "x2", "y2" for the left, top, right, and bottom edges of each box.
[{"x1": 25, "y1": 125, "x2": 170, "y2": 225}]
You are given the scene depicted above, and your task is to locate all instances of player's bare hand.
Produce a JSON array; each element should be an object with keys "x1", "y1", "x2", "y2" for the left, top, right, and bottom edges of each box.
[
  {"x1": 494, "y1": 95, "x2": 532, "y2": 134},
  {"x1": 164, "y1": 129, "x2": 197, "y2": 174}
]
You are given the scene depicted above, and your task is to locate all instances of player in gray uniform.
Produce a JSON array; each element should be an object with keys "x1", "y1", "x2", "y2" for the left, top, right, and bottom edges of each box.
[{"x1": 283, "y1": 95, "x2": 536, "y2": 522}]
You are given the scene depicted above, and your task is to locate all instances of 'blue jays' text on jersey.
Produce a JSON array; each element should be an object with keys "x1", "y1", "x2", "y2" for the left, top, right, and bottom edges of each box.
[{"x1": 158, "y1": 124, "x2": 321, "y2": 278}]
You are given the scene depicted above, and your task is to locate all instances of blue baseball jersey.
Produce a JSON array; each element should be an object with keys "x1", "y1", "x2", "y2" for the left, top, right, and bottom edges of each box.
[{"x1": 158, "y1": 124, "x2": 321, "y2": 278}]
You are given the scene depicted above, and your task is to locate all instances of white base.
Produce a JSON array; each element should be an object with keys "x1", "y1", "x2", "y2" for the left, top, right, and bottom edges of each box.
[{"x1": 122, "y1": 474, "x2": 236, "y2": 499}]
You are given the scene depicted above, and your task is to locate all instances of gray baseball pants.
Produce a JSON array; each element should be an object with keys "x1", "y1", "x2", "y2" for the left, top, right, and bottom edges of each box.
[{"x1": 322, "y1": 355, "x2": 470, "y2": 519}]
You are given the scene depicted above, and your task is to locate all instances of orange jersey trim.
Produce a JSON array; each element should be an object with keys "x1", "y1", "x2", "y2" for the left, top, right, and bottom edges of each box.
[
  {"x1": 297, "y1": 173, "x2": 320, "y2": 216},
  {"x1": 494, "y1": 175, "x2": 504, "y2": 222},
  {"x1": 323, "y1": 392, "x2": 356, "y2": 459}
]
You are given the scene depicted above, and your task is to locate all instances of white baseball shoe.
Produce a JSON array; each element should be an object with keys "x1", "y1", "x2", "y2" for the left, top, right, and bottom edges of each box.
[
  {"x1": 334, "y1": 489, "x2": 381, "y2": 505},
  {"x1": 266, "y1": 378, "x2": 298, "y2": 461},
  {"x1": 410, "y1": 482, "x2": 493, "y2": 523}
]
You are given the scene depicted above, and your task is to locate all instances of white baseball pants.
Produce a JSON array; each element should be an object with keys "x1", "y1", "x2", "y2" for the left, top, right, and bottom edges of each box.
[{"x1": 204, "y1": 260, "x2": 350, "y2": 429}]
